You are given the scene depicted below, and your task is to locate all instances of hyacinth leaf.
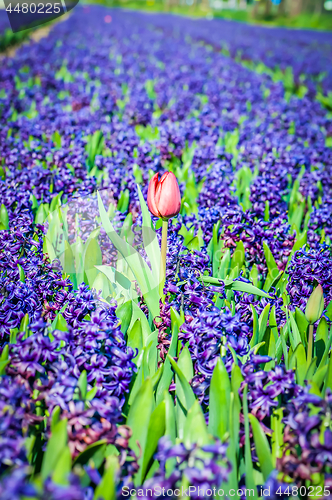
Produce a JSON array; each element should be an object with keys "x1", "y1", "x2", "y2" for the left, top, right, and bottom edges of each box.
[
  {"x1": 137, "y1": 184, "x2": 161, "y2": 280},
  {"x1": 248, "y1": 414, "x2": 274, "y2": 481},
  {"x1": 76, "y1": 370, "x2": 87, "y2": 400},
  {"x1": 164, "y1": 390, "x2": 177, "y2": 444},
  {"x1": 257, "y1": 303, "x2": 271, "y2": 345},
  {"x1": 41, "y1": 418, "x2": 68, "y2": 481},
  {"x1": 218, "y1": 248, "x2": 231, "y2": 279},
  {"x1": 130, "y1": 301, "x2": 151, "y2": 345},
  {"x1": 201, "y1": 276, "x2": 272, "y2": 299},
  {"x1": 230, "y1": 240, "x2": 245, "y2": 277},
  {"x1": 0, "y1": 203, "x2": 9, "y2": 229},
  {"x1": 208, "y1": 357, "x2": 231, "y2": 440},
  {"x1": 227, "y1": 393, "x2": 239, "y2": 492},
  {"x1": 92, "y1": 272, "x2": 110, "y2": 299},
  {"x1": 271, "y1": 408, "x2": 284, "y2": 464},
  {"x1": 184, "y1": 400, "x2": 210, "y2": 447},
  {"x1": 97, "y1": 191, "x2": 160, "y2": 318},
  {"x1": 19, "y1": 313, "x2": 29, "y2": 333},
  {"x1": 0, "y1": 344, "x2": 9, "y2": 375},
  {"x1": 43, "y1": 236, "x2": 57, "y2": 262},
  {"x1": 306, "y1": 357, "x2": 318, "y2": 381},
  {"x1": 326, "y1": 300, "x2": 332, "y2": 321},
  {"x1": 249, "y1": 305, "x2": 259, "y2": 347},
  {"x1": 263, "y1": 241, "x2": 278, "y2": 277},
  {"x1": 231, "y1": 364, "x2": 243, "y2": 458},
  {"x1": 323, "y1": 353, "x2": 332, "y2": 396},
  {"x1": 295, "y1": 307, "x2": 309, "y2": 347},
  {"x1": 83, "y1": 237, "x2": 102, "y2": 288},
  {"x1": 312, "y1": 365, "x2": 328, "y2": 389},
  {"x1": 127, "y1": 319, "x2": 143, "y2": 363},
  {"x1": 116, "y1": 300, "x2": 133, "y2": 335},
  {"x1": 287, "y1": 310, "x2": 302, "y2": 350},
  {"x1": 52, "y1": 313, "x2": 68, "y2": 332},
  {"x1": 155, "y1": 321, "x2": 179, "y2": 406},
  {"x1": 52, "y1": 445, "x2": 72, "y2": 486},
  {"x1": 250, "y1": 263, "x2": 259, "y2": 287},
  {"x1": 139, "y1": 401, "x2": 166, "y2": 484},
  {"x1": 117, "y1": 189, "x2": 130, "y2": 213},
  {"x1": 168, "y1": 355, "x2": 195, "y2": 411},
  {"x1": 127, "y1": 378, "x2": 154, "y2": 460},
  {"x1": 314, "y1": 317, "x2": 328, "y2": 365},
  {"x1": 93, "y1": 455, "x2": 118, "y2": 500},
  {"x1": 73, "y1": 441, "x2": 107, "y2": 467},
  {"x1": 175, "y1": 345, "x2": 195, "y2": 435},
  {"x1": 243, "y1": 385, "x2": 258, "y2": 496},
  {"x1": 289, "y1": 343, "x2": 306, "y2": 385},
  {"x1": 51, "y1": 406, "x2": 61, "y2": 432}
]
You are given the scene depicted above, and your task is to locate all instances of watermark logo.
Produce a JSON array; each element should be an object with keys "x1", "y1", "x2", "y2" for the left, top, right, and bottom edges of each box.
[{"x1": 4, "y1": 0, "x2": 79, "y2": 33}]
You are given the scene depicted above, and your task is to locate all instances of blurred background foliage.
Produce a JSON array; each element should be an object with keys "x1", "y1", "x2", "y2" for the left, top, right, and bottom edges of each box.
[{"x1": 87, "y1": 0, "x2": 332, "y2": 30}]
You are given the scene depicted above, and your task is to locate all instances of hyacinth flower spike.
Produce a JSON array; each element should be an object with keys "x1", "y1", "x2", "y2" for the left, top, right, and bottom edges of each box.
[
  {"x1": 305, "y1": 284, "x2": 324, "y2": 367},
  {"x1": 147, "y1": 172, "x2": 181, "y2": 296}
]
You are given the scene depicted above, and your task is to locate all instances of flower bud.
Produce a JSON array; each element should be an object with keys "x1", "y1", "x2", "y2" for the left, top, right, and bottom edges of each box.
[
  {"x1": 305, "y1": 284, "x2": 324, "y2": 324},
  {"x1": 147, "y1": 171, "x2": 181, "y2": 220}
]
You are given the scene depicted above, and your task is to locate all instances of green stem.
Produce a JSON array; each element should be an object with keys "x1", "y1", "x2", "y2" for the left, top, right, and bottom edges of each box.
[
  {"x1": 159, "y1": 219, "x2": 168, "y2": 298},
  {"x1": 307, "y1": 324, "x2": 314, "y2": 368}
]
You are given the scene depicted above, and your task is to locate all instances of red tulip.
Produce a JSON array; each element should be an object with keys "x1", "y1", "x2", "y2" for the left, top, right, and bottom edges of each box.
[{"x1": 147, "y1": 172, "x2": 181, "y2": 220}]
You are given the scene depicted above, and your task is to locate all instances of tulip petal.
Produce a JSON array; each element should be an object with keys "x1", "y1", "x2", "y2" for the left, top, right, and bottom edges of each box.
[
  {"x1": 147, "y1": 173, "x2": 161, "y2": 217},
  {"x1": 155, "y1": 171, "x2": 181, "y2": 219}
]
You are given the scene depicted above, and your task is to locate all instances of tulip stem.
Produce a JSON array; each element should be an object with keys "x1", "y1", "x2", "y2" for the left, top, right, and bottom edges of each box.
[
  {"x1": 159, "y1": 219, "x2": 168, "y2": 297},
  {"x1": 307, "y1": 324, "x2": 314, "y2": 368}
]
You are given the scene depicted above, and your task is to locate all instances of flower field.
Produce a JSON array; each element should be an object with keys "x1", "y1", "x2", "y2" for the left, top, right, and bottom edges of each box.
[{"x1": 1, "y1": 5, "x2": 332, "y2": 498}]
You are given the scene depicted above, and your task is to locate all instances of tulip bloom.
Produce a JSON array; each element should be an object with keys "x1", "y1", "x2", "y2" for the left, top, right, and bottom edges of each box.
[
  {"x1": 147, "y1": 172, "x2": 181, "y2": 220},
  {"x1": 147, "y1": 172, "x2": 181, "y2": 297}
]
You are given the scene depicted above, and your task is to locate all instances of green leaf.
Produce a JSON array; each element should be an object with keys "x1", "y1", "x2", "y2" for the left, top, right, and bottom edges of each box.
[
  {"x1": 168, "y1": 355, "x2": 196, "y2": 411},
  {"x1": 208, "y1": 358, "x2": 231, "y2": 440},
  {"x1": 243, "y1": 385, "x2": 258, "y2": 498},
  {"x1": 117, "y1": 189, "x2": 130, "y2": 213},
  {"x1": 52, "y1": 446, "x2": 71, "y2": 485},
  {"x1": 97, "y1": 192, "x2": 159, "y2": 318},
  {"x1": 312, "y1": 365, "x2": 328, "y2": 389},
  {"x1": 140, "y1": 401, "x2": 166, "y2": 483},
  {"x1": 52, "y1": 313, "x2": 68, "y2": 332},
  {"x1": 295, "y1": 307, "x2": 308, "y2": 346},
  {"x1": 249, "y1": 414, "x2": 274, "y2": 481},
  {"x1": 155, "y1": 316, "x2": 179, "y2": 406},
  {"x1": 323, "y1": 352, "x2": 332, "y2": 396},
  {"x1": 271, "y1": 408, "x2": 284, "y2": 464},
  {"x1": 116, "y1": 300, "x2": 133, "y2": 335},
  {"x1": 263, "y1": 241, "x2": 278, "y2": 279},
  {"x1": 83, "y1": 237, "x2": 102, "y2": 288},
  {"x1": 257, "y1": 304, "x2": 271, "y2": 344},
  {"x1": 127, "y1": 378, "x2": 154, "y2": 459},
  {"x1": 218, "y1": 248, "x2": 231, "y2": 279},
  {"x1": 127, "y1": 319, "x2": 143, "y2": 364},
  {"x1": 77, "y1": 370, "x2": 87, "y2": 400},
  {"x1": 230, "y1": 240, "x2": 245, "y2": 277},
  {"x1": 0, "y1": 204, "x2": 9, "y2": 229},
  {"x1": 73, "y1": 440, "x2": 107, "y2": 466},
  {"x1": 201, "y1": 276, "x2": 272, "y2": 299},
  {"x1": 41, "y1": 419, "x2": 68, "y2": 481},
  {"x1": 137, "y1": 184, "x2": 161, "y2": 281},
  {"x1": 184, "y1": 400, "x2": 210, "y2": 447},
  {"x1": 0, "y1": 344, "x2": 9, "y2": 375},
  {"x1": 315, "y1": 317, "x2": 328, "y2": 366},
  {"x1": 93, "y1": 455, "x2": 118, "y2": 500}
]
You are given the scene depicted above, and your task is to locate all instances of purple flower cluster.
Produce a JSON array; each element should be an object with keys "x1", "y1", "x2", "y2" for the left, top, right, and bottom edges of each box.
[
  {"x1": 278, "y1": 388, "x2": 332, "y2": 484},
  {"x1": 286, "y1": 244, "x2": 332, "y2": 311},
  {"x1": 139, "y1": 437, "x2": 231, "y2": 499}
]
